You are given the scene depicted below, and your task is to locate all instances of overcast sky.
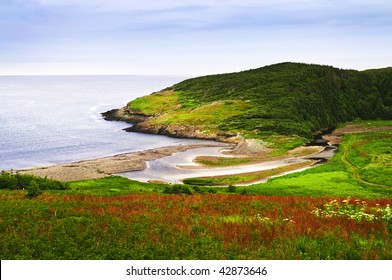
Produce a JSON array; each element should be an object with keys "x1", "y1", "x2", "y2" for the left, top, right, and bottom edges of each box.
[{"x1": 1, "y1": 0, "x2": 392, "y2": 75}]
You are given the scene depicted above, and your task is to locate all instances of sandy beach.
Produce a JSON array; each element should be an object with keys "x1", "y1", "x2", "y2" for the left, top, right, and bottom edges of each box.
[
  {"x1": 19, "y1": 143, "x2": 231, "y2": 181},
  {"x1": 18, "y1": 118, "x2": 383, "y2": 186},
  {"x1": 18, "y1": 139, "x2": 329, "y2": 183}
]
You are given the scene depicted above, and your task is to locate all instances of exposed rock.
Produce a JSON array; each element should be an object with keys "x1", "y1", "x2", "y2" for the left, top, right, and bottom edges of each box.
[
  {"x1": 128, "y1": 122, "x2": 239, "y2": 142},
  {"x1": 225, "y1": 139, "x2": 271, "y2": 156},
  {"x1": 102, "y1": 107, "x2": 150, "y2": 124},
  {"x1": 103, "y1": 107, "x2": 240, "y2": 143}
]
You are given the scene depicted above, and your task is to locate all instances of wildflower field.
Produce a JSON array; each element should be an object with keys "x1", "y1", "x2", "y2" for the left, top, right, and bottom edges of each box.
[{"x1": 1, "y1": 192, "x2": 391, "y2": 259}]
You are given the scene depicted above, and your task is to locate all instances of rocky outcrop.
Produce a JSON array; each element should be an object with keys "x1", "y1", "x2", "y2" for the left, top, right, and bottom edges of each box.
[
  {"x1": 102, "y1": 108, "x2": 239, "y2": 143},
  {"x1": 127, "y1": 121, "x2": 237, "y2": 142},
  {"x1": 102, "y1": 107, "x2": 150, "y2": 124}
]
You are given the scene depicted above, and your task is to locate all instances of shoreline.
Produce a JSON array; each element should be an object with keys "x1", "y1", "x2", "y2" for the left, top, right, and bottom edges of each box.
[
  {"x1": 18, "y1": 141, "x2": 329, "y2": 184},
  {"x1": 120, "y1": 154, "x2": 319, "y2": 186},
  {"x1": 16, "y1": 109, "x2": 358, "y2": 184},
  {"x1": 19, "y1": 142, "x2": 232, "y2": 182},
  {"x1": 16, "y1": 121, "x2": 390, "y2": 185}
]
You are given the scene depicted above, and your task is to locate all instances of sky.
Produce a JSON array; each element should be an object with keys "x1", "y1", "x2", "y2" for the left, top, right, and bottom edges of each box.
[{"x1": 1, "y1": 0, "x2": 392, "y2": 75}]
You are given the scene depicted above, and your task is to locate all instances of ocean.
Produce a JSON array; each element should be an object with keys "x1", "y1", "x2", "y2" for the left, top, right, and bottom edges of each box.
[{"x1": 0, "y1": 75, "x2": 204, "y2": 171}]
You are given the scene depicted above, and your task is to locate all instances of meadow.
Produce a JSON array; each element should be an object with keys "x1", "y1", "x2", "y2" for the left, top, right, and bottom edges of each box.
[{"x1": 1, "y1": 192, "x2": 391, "y2": 260}]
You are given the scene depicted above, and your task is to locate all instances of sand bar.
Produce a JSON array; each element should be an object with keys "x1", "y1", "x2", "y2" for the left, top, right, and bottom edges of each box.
[
  {"x1": 19, "y1": 142, "x2": 231, "y2": 181},
  {"x1": 18, "y1": 140, "x2": 331, "y2": 184}
]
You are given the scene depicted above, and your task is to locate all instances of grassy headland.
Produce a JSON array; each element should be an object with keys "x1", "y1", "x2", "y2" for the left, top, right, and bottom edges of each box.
[{"x1": 105, "y1": 62, "x2": 392, "y2": 154}]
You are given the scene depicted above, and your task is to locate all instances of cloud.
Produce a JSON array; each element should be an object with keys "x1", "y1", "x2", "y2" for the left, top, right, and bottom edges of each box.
[
  {"x1": 25, "y1": 0, "x2": 392, "y2": 11},
  {"x1": 26, "y1": 0, "x2": 312, "y2": 10},
  {"x1": 1, "y1": 0, "x2": 392, "y2": 74},
  {"x1": 3, "y1": 0, "x2": 392, "y2": 35}
]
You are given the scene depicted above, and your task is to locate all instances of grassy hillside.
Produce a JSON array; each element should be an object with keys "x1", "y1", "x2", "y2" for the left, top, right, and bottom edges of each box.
[{"x1": 125, "y1": 63, "x2": 391, "y2": 146}]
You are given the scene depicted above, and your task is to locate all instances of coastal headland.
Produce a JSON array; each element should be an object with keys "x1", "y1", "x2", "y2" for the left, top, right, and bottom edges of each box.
[{"x1": 20, "y1": 62, "x2": 392, "y2": 183}]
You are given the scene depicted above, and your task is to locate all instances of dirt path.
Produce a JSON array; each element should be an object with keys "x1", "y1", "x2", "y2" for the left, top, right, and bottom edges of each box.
[{"x1": 341, "y1": 145, "x2": 389, "y2": 188}]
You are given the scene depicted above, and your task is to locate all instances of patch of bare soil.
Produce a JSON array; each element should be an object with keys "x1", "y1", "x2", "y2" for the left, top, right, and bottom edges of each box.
[{"x1": 322, "y1": 124, "x2": 392, "y2": 145}]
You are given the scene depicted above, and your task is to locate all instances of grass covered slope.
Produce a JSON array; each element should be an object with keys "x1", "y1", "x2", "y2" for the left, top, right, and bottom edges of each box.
[{"x1": 123, "y1": 63, "x2": 391, "y2": 145}]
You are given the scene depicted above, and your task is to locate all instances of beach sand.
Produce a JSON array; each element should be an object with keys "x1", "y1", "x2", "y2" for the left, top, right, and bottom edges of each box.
[
  {"x1": 19, "y1": 143, "x2": 230, "y2": 181},
  {"x1": 18, "y1": 140, "x2": 325, "y2": 183},
  {"x1": 16, "y1": 123, "x2": 390, "y2": 184}
]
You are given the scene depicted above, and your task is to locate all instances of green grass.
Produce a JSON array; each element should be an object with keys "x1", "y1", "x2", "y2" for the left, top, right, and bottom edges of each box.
[
  {"x1": 195, "y1": 156, "x2": 256, "y2": 167},
  {"x1": 336, "y1": 119, "x2": 392, "y2": 129},
  {"x1": 236, "y1": 125, "x2": 392, "y2": 198},
  {"x1": 125, "y1": 63, "x2": 392, "y2": 142},
  {"x1": 67, "y1": 176, "x2": 224, "y2": 196},
  {"x1": 127, "y1": 90, "x2": 180, "y2": 115},
  {"x1": 124, "y1": 63, "x2": 391, "y2": 157},
  {"x1": 127, "y1": 90, "x2": 250, "y2": 127},
  {"x1": 184, "y1": 161, "x2": 315, "y2": 186},
  {"x1": 145, "y1": 99, "x2": 249, "y2": 129},
  {"x1": 262, "y1": 134, "x2": 309, "y2": 156},
  {"x1": 242, "y1": 170, "x2": 378, "y2": 197},
  {"x1": 67, "y1": 176, "x2": 167, "y2": 196},
  {"x1": 344, "y1": 131, "x2": 392, "y2": 186}
]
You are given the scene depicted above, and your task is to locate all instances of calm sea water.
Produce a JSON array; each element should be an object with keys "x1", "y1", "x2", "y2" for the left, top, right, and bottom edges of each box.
[{"x1": 0, "y1": 75, "x2": 204, "y2": 170}]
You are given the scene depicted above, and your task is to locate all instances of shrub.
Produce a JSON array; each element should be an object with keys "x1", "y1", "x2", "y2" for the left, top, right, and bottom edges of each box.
[
  {"x1": 0, "y1": 172, "x2": 69, "y2": 192},
  {"x1": 0, "y1": 172, "x2": 18, "y2": 190},
  {"x1": 25, "y1": 180, "x2": 43, "y2": 198},
  {"x1": 227, "y1": 185, "x2": 237, "y2": 193},
  {"x1": 163, "y1": 185, "x2": 193, "y2": 195},
  {"x1": 192, "y1": 186, "x2": 206, "y2": 194}
]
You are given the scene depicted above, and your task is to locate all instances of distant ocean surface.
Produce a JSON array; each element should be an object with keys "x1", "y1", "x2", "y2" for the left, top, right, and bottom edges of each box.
[{"x1": 0, "y1": 75, "x2": 204, "y2": 171}]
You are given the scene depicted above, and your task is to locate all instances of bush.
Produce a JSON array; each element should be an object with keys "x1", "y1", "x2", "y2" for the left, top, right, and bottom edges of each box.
[
  {"x1": 0, "y1": 172, "x2": 69, "y2": 192},
  {"x1": 163, "y1": 185, "x2": 193, "y2": 195},
  {"x1": 25, "y1": 180, "x2": 43, "y2": 198},
  {"x1": 192, "y1": 186, "x2": 206, "y2": 194},
  {"x1": 227, "y1": 185, "x2": 237, "y2": 193},
  {"x1": 0, "y1": 172, "x2": 18, "y2": 190}
]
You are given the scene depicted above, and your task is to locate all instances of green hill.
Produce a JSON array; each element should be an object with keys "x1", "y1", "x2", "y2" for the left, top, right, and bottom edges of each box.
[{"x1": 105, "y1": 62, "x2": 392, "y2": 148}]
